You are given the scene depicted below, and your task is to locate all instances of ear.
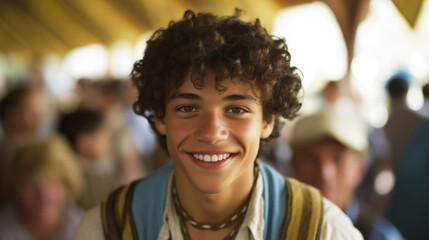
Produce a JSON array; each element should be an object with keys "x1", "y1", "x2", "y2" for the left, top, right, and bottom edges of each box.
[
  {"x1": 260, "y1": 116, "x2": 275, "y2": 139},
  {"x1": 154, "y1": 115, "x2": 167, "y2": 135}
]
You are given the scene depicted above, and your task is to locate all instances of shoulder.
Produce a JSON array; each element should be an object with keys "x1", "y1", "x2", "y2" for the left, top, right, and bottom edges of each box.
[
  {"x1": 75, "y1": 206, "x2": 104, "y2": 240},
  {"x1": 320, "y1": 198, "x2": 363, "y2": 240}
]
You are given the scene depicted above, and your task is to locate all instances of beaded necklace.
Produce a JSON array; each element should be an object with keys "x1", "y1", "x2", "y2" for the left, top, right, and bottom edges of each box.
[{"x1": 172, "y1": 164, "x2": 259, "y2": 240}]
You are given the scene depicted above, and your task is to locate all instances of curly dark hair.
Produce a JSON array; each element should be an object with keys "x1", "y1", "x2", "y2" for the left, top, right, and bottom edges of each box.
[{"x1": 132, "y1": 9, "x2": 302, "y2": 154}]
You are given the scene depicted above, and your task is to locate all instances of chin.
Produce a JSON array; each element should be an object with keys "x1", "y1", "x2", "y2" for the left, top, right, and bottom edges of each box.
[{"x1": 194, "y1": 178, "x2": 226, "y2": 194}]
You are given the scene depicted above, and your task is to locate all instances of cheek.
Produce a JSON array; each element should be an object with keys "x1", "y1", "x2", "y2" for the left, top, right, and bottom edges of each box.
[
  {"x1": 344, "y1": 162, "x2": 363, "y2": 185},
  {"x1": 18, "y1": 186, "x2": 39, "y2": 207},
  {"x1": 232, "y1": 119, "x2": 262, "y2": 146},
  {"x1": 51, "y1": 184, "x2": 67, "y2": 203},
  {"x1": 165, "y1": 120, "x2": 191, "y2": 145}
]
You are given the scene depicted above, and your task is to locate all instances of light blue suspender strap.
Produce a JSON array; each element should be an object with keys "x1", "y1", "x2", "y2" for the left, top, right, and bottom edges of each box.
[
  {"x1": 130, "y1": 162, "x2": 287, "y2": 239},
  {"x1": 131, "y1": 164, "x2": 173, "y2": 240},
  {"x1": 259, "y1": 161, "x2": 287, "y2": 240}
]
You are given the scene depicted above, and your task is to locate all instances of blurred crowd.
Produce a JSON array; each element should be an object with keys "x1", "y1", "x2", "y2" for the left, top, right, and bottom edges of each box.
[
  {"x1": 0, "y1": 73, "x2": 171, "y2": 239},
  {"x1": 0, "y1": 69, "x2": 428, "y2": 239},
  {"x1": 264, "y1": 77, "x2": 429, "y2": 239}
]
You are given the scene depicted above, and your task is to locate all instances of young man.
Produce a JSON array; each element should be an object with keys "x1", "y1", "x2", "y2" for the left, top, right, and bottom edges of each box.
[
  {"x1": 290, "y1": 110, "x2": 403, "y2": 240},
  {"x1": 76, "y1": 10, "x2": 362, "y2": 239}
]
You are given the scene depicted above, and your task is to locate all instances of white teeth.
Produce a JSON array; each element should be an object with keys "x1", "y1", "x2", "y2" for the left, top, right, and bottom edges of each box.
[{"x1": 192, "y1": 153, "x2": 231, "y2": 162}]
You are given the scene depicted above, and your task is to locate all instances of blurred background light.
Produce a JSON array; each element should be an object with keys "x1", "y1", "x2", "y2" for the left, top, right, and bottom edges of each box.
[
  {"x1": 63, "y1": 44, "x2": 109, "y2": 80},
  {"x1": 110, "y1": 41, "x2": 134, "y2": 79},
  {"x1": 44, "y1": 55, "x2": 74, "y2": 99},
  {"x1": 408, "y1": 52, "x2": 429, "y2": 78},
  {"x1": 374, "y1": 169, "x2": 395, "y2": 195},
  {"x1": 407, "y1": 84, "x2": 424, "y2": 110},
  {"x1": 134, "y1": 33, "x2": 151, "y2": 61},
  {"x1": 273, "y1": 2, "x2": 348, "y2": 93}
]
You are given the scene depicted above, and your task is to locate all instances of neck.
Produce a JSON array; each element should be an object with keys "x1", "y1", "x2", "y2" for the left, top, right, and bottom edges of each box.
[
  {"x1": 175, "y1": 165, "x2": 255, "y2": 224},
  {"x1": 390, "y1": 97, "x2": 408, "y2": 108}
]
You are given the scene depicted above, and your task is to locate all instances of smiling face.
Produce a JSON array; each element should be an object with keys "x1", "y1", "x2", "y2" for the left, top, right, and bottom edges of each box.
[{"x1": 155, "y1": 71, "x2": 274, "y2": 194}]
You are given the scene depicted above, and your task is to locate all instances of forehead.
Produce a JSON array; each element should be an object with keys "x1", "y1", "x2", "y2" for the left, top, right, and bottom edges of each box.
[
  {"x1": 298, "y1": 138, "x2": 347, "y2": 154},
  {"x1": 169, "y1": 70, "x2": 260, "y2": 99}
]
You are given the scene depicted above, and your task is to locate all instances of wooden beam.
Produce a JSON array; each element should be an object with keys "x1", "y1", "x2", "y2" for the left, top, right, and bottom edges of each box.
[
  {"x1": 105, "y1": 0, "x2": 152, "y2": 31},
  {"x1": 0, "y1": 3, "x2": 69, "y2": 55}
]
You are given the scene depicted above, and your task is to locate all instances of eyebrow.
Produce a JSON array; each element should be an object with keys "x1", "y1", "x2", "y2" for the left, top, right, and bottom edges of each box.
[
  {"x1": 222, "y1": 94, "x2": 257, "y2": 102},
  {"x1": 168, "y1": 93, "x2": 202, "y2": 102},
  {"x1": 169, "y1": 93, "x2": 258, "y2": 103}
]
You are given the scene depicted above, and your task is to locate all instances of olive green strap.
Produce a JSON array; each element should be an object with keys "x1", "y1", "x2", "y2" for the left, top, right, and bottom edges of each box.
[
  {"x1": 101, "y1": 180, "x2": 140, "y2": 240},
  {"x1": 279, "y1": 178, "x2": 324, "y2": 240}
]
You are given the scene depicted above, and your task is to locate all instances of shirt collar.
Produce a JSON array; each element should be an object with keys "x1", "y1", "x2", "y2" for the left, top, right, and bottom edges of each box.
[{"x1": 159, "y1": 169, "x2": 265, "y2": 240}]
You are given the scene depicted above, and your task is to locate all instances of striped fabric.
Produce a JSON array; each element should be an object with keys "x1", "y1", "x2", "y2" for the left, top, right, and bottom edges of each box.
[
  {"x1": 102, "y1": 180, "x2": 140, "y2": 240},
  {"x1": 280, "y1": 178, "x2": 324, "y2": 240},
  {"x1": 101, "y1": 175, "x2": 324, "y2": 240}
]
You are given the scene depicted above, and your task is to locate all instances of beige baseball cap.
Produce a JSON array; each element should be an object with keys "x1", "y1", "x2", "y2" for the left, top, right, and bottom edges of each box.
[{"x1": 290, "y1": 109, "x2": 369, "y2": 155}]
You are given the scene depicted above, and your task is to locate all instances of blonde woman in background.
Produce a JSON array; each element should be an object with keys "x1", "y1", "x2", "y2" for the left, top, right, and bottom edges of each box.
[{"x1": 0, "y1": 136, "x2": 84, "y2": 240}]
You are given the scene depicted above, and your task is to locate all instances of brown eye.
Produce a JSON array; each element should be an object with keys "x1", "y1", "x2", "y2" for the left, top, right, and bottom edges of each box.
[
  {"x1": 227, "y1": 107, "x2": 246, "y2": 114},
  {"x1": 177, "y1": 105, "x2": 197, "y2": 112}
]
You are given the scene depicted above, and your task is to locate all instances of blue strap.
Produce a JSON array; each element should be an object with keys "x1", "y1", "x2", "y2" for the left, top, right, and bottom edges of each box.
[
  {"x1": 259, "y1": 162, "x2": 287, "y2": 240},
  {"x1": 131, "y1": 165, "x2": 173, "y2": 240}
]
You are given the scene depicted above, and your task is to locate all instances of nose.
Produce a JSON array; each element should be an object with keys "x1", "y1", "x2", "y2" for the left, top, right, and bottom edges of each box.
[
  {"x1": 318, "y1": 160, "x2": 336, "y2": 188},
  {"x1": 194, "y1": 112, "x2": 228, "y2": 144}
]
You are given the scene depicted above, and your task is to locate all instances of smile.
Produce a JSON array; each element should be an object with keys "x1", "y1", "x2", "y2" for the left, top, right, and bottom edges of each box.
[{"x1": 192, "y1": 153, "x2": 231, "y2": 162}]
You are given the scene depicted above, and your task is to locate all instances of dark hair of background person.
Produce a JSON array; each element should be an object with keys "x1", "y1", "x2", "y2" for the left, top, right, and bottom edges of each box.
[
  {"x1": 0, "y1": 85, "x2": 34, "y2": 130},
  {"x1": 387, "y1": 77, "x2": 409, "y2": 98},
  {"x1": 97, "y1": 79, "x2": 128, "y2": 104},
  {"x1": 57, "y1": 107, "x2": 104, "y2": 151},
  {"x1": 131, "y1": 9, "x2": 303, "y2": 154},
  {"x1": 422, "y1": 83, "x2": 429, "y2": 98}
]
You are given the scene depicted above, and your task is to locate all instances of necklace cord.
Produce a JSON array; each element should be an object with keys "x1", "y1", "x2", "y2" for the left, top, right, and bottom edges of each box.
[{"x1": 172, "y1": 164, "x2": 260, "y2": 240}]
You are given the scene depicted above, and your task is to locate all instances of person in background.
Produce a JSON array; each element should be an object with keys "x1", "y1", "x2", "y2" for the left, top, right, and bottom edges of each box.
[
  {"x1": 58, "y1": 107, "x2": 119, "y2": 210},
  {"x1": 0, "y1": 84, "x2": 46, "y2": 205},
  {"x1": 124, "y1": 78, "x2": 162, "y2": 174},
  {"x1": 96, "y1": 79, "x2": 144, "y2": 183},
  {"x1": 418, "y1": 82, "x2": 429, "y2": 118},
  {"x1": 290, "y1": 110, "x2": 403, "y2": 240},
  {"x1": 74, "y1": 78, "x2": 103, "y2": 110},
  {"x1": 0, "y1": 136, "x2": 83, "y2": 240},
  {"x1": 384, "y1": 76, "x2": 426, "y2": 170},
  {"x1": 387, "y1": 119, "x2": 429, "y2": 239}
]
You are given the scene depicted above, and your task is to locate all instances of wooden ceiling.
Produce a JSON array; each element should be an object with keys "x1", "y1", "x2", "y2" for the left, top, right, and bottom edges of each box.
[
  {"x1": 0, "y1": 0, "x2": 279, "y2": 56},
  {"x1": 0, "y1": 0, "x2": 424, "y2": 58}
]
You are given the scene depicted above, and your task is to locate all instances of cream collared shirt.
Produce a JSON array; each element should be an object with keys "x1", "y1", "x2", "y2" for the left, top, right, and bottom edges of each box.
[{"x1": 75, "y1": 170, "x2": 363, "y2": 240}]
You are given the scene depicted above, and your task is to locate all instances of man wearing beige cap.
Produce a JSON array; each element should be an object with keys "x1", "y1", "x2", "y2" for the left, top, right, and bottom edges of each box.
[{"x1": 290, "y1": 110, "x2": 403, "y2": 240}]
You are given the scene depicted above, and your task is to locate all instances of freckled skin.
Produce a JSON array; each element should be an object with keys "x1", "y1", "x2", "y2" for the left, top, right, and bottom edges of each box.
[{"x1": 154, "y1": 70, "x2": 274, "y2": 224}]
